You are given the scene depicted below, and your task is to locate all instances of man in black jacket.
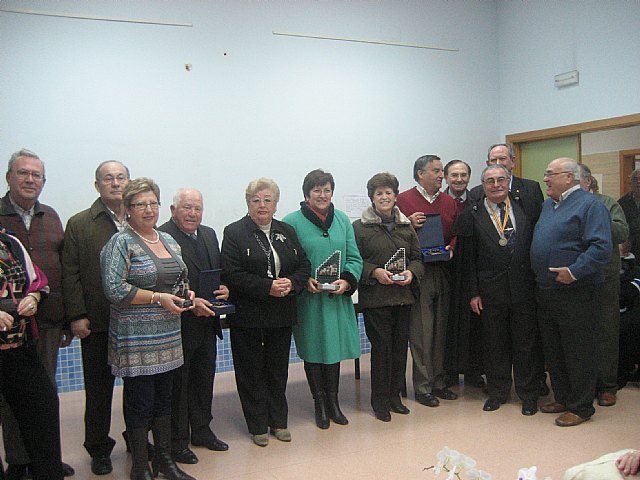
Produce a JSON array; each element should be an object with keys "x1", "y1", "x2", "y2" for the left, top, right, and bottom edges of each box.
[{"x1": 158, "y1": 188, "x2": 229, "y2": 465}]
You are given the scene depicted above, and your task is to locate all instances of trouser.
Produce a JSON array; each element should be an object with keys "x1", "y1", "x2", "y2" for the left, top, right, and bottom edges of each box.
[
  {"x1": 123, "y1": 371, "x2": 174, "y2": 430},
  {"x1": 230, "y1": 326, "x2": 291, "y2": 435},
  {"x1": 410, "y1": 265, "x2": 450, "y2": 395},
  {"x1": 364, "y1": 305, "x2": 410, "y2": 412},
  {"x1": 1, "y1": 326, "x2": 62, "y2": 465},
  {"x1": 0, "y1": 345, "x2": 63, "y2": 480},
  {"x1": 537, "y1": 286, "x2": 598, "y2": 419},
  {"x1": 171, "y1": 324, "x2": 218, "y2": 451},
  {"x1": 596, "y1": 274, "x2": 620, "y2": 394}
]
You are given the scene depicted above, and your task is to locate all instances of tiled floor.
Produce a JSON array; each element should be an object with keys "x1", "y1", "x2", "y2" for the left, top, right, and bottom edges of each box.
[{"x1": 55, "y1": 355, "x2": 640, "y2": 479}]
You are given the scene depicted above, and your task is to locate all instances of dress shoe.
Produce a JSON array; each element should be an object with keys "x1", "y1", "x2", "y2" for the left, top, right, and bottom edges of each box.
[
  {"x1": 172, "y1": 448, "x2": 199, "y2": 464},
  {"x1": 540, "y1": 401, "x2": 567, "y2": 413},
  {"x1": 5, "y1": 464, "x2": 29, "y2": 480},
  {"x1": 415, "y1": 393, "x2": 440, "y2": 407},
  {"x1": 270, "y1": 428, "x2": 291, "y2": 442},
  {"x1": 90, "y1": 455, "x2": 113, "y2": 475},
  {"x1": 432, "y1": 387, "x2": 458, "y2": 400},
  {"x1": 555, "y1": 411, "x2": 590, "y2": 427},
  {"x1": 374, "y1": 410, "x2": 391, "y2": 422},
  {"x1": 482, "y1": 398, "x2": 501, "y2": 411},
  {"x1": 390, "y1": 399, "x2": 410, "y2": 415},
  {"x1": 191, "y1": 430, "x2": 229, "y2": 451},
  {"x1": 252, "y1": 433, "x2": 269, "y2": 447},
  {"x1": 61, "y1": 462, "x2": 75, "y2": 477},
  {"x1": 521, "y1": 400, "x2": 538, "y2": 416},
  {"x1": 597, "y1": 391, "x2": 617, "y2": 406}
]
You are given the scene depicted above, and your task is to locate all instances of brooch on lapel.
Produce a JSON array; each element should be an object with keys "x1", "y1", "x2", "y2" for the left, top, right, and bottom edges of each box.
[{"x1": 274, "y1": 233, "x2": 287, "y2": 242}]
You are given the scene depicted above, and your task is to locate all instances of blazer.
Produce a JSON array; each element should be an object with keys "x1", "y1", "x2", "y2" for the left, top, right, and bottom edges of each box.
[
  {"x1": 458, "y1": 193, "x2": 536, "y2": 305},
  {"x1": 221, "y1": 215, "x2": 311, "y2": 329},
  {"x1": 470, "y1": 175, "x2": 544, "y2": 224},
  {"x1": 158, "y1": 219, "x2": 224, "y2": 339}
]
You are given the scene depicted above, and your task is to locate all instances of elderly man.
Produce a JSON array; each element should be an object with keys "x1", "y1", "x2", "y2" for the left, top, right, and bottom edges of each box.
[
  {"x1": 62, "y1": 161, "x2": 130, "y2": 475},
  {"x1": 578, "y1": 164, "x2": 628, "y2": 407},
  {"x1": 158, "y1": 188, "x2": 229, "y2": 465},
  {"x1": 396, "y1": 154, "x2": 459, "y2": 407},
  {"x1": 618, "y1": 169, "x2": 640, "y2": 258},
  {"x1": 443, "y1": 159, "x2": 471, "y2": 206},
  {"x1": 531, "y1": 157, "x2": 612, "y2": 427},
  {"x1": 458, "y1": 164, "x2": 539, "y2": 414},
  {"x1": 0, "y1": 149, "x2": 74, "y2": 478}
]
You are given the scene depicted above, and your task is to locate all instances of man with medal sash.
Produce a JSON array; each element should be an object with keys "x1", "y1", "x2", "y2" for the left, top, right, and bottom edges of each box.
[{"x1": 458, "y1": 164, "x2": 539, "y2": 415}]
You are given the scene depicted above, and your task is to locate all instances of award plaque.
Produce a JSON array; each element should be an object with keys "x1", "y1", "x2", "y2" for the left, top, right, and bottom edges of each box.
[
  {"x1": 198, "y1": 269, "x2": 236, "y2": 316},
  {"x1": 315, "y1": 250, "x2": 341, "y2": 291},
  {"x1": 417, "y1": 214, "x2": 450, "y2": 262},
  {"x1": 386, "y1": 248, "x2": 407, "y2": 281}
]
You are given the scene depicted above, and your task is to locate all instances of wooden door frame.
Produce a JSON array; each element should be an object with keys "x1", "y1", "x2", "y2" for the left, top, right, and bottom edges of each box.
[
  {"x1": 620, "y1": 149, "x2": 640, "y2": 195},
  {"x1": 505, "y1": 113, "x2": 640, "y2": 177}
]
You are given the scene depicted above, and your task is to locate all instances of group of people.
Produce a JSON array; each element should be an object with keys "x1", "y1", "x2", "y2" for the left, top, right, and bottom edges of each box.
[{"x1": 0, "y1": 144, "x2": 634, "y2": 479}]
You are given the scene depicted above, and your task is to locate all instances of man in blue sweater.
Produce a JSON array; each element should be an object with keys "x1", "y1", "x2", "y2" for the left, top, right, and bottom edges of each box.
[{"x1": 530, "y1": 157, "x2": 612, "y2": 427}]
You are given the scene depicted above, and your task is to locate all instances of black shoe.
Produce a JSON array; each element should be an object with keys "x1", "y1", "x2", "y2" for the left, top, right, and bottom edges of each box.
[
  {"x1": 415, "y1": 393, "x2": 440, "y2": 407},
  {"x1": 5, "y1": 464, "x2": 29, "y2": 480},
  {"x1": 374, "y1": 410, "x2": 391, "y2": 422},
  {"x1": 390, "y1": 399, "x2": 410, "y2": 415},
  {"x1": 172, "y1": 448, "x2": 199, "y2": 464},
  {"x1": 61, "y1": 462, "x2": 75, "y2": 477},
  {"x1": 432, "y1": 387, "x2": 458, "y2": 400},
  {"x1": 482, "y1": 398, "x2": 501, "y2": 411},
  {"x1": 521, "y1": 400, "x2": 538, "y2": 416},
  {"x1": 191, "y1": 431, "x2": 229, "y2": 451},
  {"x1": 90, "y1": 455, "x2": 113, "y2": 476}
]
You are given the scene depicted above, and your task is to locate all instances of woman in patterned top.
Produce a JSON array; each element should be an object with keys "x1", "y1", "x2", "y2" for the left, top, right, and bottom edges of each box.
[{"x1": 101, "y1": 178, "x2": 195, "y2": 480}]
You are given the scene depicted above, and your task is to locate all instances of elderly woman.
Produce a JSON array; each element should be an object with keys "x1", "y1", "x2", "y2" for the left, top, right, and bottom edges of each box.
[
  {"x1": 101, "y1": 178, "x2": 195, "y2": 480},
  {"x1": 0, "y1": 228, "x2": 63, "y2": 479},
  {"x1": 221, "y1": 178, "x2": 310, "y2": 447},
  {"x1": 352, "y1": 173, "x2": 424, "y2": 421},
  {"x1": 283, "y1": 169, "x2": 363, "y2": 429}
]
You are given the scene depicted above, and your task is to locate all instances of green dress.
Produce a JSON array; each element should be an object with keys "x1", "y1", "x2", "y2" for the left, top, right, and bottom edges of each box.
[{"x1": 283, "y1": 204, "x2": 363, "y2": 364}]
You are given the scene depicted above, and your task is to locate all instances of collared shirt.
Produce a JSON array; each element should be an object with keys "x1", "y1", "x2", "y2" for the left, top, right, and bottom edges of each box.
[
  {"x1": 554, "y1": 184, "x2": 581, "y2": 209},
  {"x1": 444, "y1": 187, "x2": 467, "y2": 203},
  {"x1": 484, "y1": 197, "x2": 516, "y2": 235},
  {"x1": 104, "y1": 201, "x2": 128, "y2": 232},
  {"x1": 8, "y1": 196, "x2": 35, "y2": 230},
  {"x1": 416, "y1": 184, "x2": 440, "y2": 204}
]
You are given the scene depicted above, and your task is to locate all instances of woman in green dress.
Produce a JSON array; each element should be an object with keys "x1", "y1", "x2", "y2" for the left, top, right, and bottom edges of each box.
[{"x1": 283, "y1": 169, "x2": 363, "y2": 429}]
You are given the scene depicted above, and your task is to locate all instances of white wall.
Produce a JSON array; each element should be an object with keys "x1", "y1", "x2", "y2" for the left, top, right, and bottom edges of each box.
[
  {"x1": 0, "y1": 0, "x2": 499, "y2": 233},
  {"x1": 497, "y1": 0, "x2": 640, "y2": 137}
]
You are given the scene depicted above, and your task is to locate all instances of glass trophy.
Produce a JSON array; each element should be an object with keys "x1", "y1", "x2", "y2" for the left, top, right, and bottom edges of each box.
[
  {"x1": 386, "y1": 248, "x2": 407, "y2": 281},
  {"x1": 315, "y1": 250, "x2": 341, "y2": 291},
  {"x1": 173, "y1": 270, "x2": 193, "y2": 308},
  {"x1": 198, "y1": 269, "x2": 235, "y2": 315}
]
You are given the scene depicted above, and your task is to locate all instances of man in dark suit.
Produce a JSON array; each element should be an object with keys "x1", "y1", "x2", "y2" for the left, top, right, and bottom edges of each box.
[
  {"x1": 460, "y1": 164, "x2": 539, "y2": 415},
  {"x1": 158, "y1": 188, "x2": 229, "y2": 465}
]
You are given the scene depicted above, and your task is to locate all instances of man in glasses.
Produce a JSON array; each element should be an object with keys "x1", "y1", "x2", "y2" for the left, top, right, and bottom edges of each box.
[
  {"x1": 0, "y1": 149, "x2": 75, "y2": 478},
  {"x1": 158, "y1": 189, "x2": 230, "y2": 465},
  {"x1": 62, "y1": 161, "x2": 131, "y2": 475},
  {"x1": 618, "y1": 169, "x2": 640, "y2": 259},
  {"x1": 531, "y1": 157, "x2": 612, "y2": 427}
]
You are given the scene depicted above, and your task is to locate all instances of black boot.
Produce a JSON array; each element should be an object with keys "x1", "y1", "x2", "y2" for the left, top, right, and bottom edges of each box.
[
  {"x1": 129, "y1": 428, "x2": 153, "y2": 480},
  {"x1": 304, "y1": 362, "x2": 329, "y2": 429},
  {"x1": 325, "y1": 363, "x2": 348, "y2": 425},
  {"x1": 124, "y1": 430, "x2": 155, "y2": 460},
  {"x1": 151, "y1": 416, "x2": 195, "y2": 480}
]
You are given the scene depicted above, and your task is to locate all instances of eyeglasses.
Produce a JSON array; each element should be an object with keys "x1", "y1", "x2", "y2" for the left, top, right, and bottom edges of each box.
[
  {"x1": 179, "y1": 205, "x2": 203, "y2": 213},
  {"x1": 249, "y1": 197, "x2": 274, "y2": 206},
  {"x1": 543, "y1": 171, "x2": 571, "y2": 178},
  {"x1": 100, "y1": 174, "x2": 128, "y2": 184},
  {"x1": 447, "y1": 173, "x2": 469, "y2": 180},
  {"x1": 131, "y1": 201, "x2": 160, "y2": 211},
  {"x1": 311, "y1": 188, "x2": 333, "y2": 196},
  {"x1": 483, "y1": 176, "x2": 508, "y2": 186},
  {"x1": 15, "y1": 169, "x2": 44, "y2": 181}
]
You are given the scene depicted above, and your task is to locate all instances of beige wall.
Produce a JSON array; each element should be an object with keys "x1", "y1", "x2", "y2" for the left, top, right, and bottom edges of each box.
[{"x1": 582, "y1": 152, "x2": 620, "y2": 198}]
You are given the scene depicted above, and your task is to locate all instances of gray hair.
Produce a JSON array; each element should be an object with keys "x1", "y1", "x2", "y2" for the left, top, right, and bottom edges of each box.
[
  {"x1": 487, "y1": 143, "x2": 515, "y2": 160},
  {"x1": 8, "y1": 148, "x2": 45, "y2": 176},
  {"x1": 413, "y1": 155, "x2": 441, "y2": 182},
  {"x1": 556, "y1": 157, "x2": 580, "y2": 182},
  {"x1": 172, "y1": 188, "x2": 203, "y2": 208},
  {"x1": 245, "y1": 178, "x2": 280, "y2": 203},
  {"x1": 480, "y1": 164, "x2": 511, "y2": 183},
  {"x1": 578, "y1": 163, "x2": 592, "y2": 182},
  {"x1": 95, "y1": 160, "x2": 130, "y2": 181}
]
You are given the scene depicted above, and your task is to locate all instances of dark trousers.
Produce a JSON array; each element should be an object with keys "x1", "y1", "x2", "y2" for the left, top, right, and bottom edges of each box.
[
  {"x1": 596, "y1": 274, "x2": 620, "y2": 394},
  {"x1": 480, "y1": 300, "x2": 538, "y2": 403},
  {"x1": 537, "y1": 285, "x2": 598, "y2": 419},
  {"x1": 0, "y1": 345, "x2": 63, "y2": 480},
  {"x1": 80, "y1": 332, "x2": 117, "y2": 457},
  {"x1": 124, "y1": 371, "x2": 174, "y2": 430},
  {"x1": 230, "y1": 326, "x2": 291, "y2": 435},
  {"x1": 171, "y1": 323, "x2": 218, "y2": 451},
  {"x1": 364, "y1": 305, "x2": 410, "y2": 413}
]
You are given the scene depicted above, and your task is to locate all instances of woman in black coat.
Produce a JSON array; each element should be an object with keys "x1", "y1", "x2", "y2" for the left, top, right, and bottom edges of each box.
[{"x1": 221, "y1": 178, "x2": 310, "y2": 447}]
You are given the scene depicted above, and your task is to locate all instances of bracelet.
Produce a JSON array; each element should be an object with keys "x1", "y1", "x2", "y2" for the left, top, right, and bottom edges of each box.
[
  {"x1": 150, "y1": 292, "x2": 156, "y2": 304},
  {"x1": 156, "y1": 293, "x2": 162, "y2": 306},
  {"x1": 26, "y1": 293, "x2": 39, "y2": 304}
]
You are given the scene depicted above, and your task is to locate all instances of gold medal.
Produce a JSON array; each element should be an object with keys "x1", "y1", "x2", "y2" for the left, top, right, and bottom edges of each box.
[{"x1": 499, "y1": 237, "x2": 508, "y2": 247}]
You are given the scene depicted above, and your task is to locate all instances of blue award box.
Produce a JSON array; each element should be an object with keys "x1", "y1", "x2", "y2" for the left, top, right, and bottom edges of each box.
[
  {"x1": 198, "y1": 269, "x2": 235, "y2": 316},
  {"x1": 417, "y1": 214, "x2": 449, "y2": 262}
]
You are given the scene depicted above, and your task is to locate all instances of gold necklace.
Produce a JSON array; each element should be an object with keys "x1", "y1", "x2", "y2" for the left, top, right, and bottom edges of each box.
[{"x1": 130, "y1": 227, "x2": 160, "y2": 244}]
